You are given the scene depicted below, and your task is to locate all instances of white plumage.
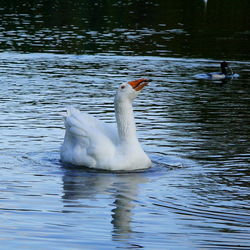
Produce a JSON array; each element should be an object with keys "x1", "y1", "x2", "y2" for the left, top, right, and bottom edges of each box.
[{"x1": 60, "y1": 78, "x2": 152, "y2": 171}]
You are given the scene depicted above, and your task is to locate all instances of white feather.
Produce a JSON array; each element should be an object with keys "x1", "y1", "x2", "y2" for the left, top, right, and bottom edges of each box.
[{"x1": 60, "y1": 80, "x2": 152, "y2": 171}]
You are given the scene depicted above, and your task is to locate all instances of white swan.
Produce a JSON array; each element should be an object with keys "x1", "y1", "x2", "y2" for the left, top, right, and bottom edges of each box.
[{"x1": 60, "y1": 78, "x2": 152, "y2": 171}]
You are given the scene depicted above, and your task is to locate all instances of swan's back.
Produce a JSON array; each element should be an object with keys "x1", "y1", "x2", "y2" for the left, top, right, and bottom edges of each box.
[{"x1": 61, "y1": 107, "x2": 117, "y2": 167}]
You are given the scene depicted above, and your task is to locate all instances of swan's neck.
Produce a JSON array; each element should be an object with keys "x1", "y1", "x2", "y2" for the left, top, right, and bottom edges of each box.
[{"x1": 115, "y1": 97, "x2": 138, "y2": 144}]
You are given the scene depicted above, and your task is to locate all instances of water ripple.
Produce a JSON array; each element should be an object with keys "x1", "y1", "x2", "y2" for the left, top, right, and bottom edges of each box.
[{"x1": 0, "y1": 52, "x2": 249, "y2": 249}]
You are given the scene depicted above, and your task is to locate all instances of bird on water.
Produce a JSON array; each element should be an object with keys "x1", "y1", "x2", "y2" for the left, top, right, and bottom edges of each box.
[{"x1": 60, "y1": 78, "x2": 152, "y2": 171}]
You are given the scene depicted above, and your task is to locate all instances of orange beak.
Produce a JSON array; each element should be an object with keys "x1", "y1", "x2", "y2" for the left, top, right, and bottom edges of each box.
[{"x1": 128, "y1": 78, "x2": 151, "y2": 91}]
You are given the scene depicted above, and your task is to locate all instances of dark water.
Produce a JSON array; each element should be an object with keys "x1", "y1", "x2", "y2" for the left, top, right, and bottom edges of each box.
[
  {"x1": 0, "y1": 1, "x2": 250, "y2": 249},
  {"x1": 1, "y1": 0, "x2": 250, "y2": 60}
]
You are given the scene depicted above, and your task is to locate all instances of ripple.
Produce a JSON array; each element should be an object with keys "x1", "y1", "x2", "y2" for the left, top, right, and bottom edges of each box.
[{"x1": 0, "y1": 52, "x2": 249, "y2": 249}]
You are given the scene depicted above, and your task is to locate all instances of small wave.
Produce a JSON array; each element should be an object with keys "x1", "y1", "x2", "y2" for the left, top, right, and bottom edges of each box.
[
  {"x1": 150, "y1": 154, "x2": 193, "y2": 170},
  {"x1": 194, "y1": 73, "x2": 239, "y2": 80}
]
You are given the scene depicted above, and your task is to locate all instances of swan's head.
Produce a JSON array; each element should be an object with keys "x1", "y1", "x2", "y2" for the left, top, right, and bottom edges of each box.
[{"x1": 116, "y1": 78, "x2": 150, "y2": 101}]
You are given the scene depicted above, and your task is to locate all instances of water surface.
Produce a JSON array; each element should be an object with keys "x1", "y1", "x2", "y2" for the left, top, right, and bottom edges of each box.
[
  {"x1": 1, "y1": 52, "x2": 249, "y2": 249},
  {"x1": 0, "y1": 0, "x2": 250, "y2": 249}
]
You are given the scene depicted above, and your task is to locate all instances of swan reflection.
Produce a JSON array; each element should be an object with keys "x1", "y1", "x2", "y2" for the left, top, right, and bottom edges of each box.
[{"x1": 61, "y1": 167, "x2": 148, "y2": 241}]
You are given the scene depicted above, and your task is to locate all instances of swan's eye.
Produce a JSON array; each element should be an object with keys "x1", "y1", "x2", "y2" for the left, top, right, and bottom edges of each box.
[{"x1": 121, "y1": 85, "x2": 125, "y2": 89}]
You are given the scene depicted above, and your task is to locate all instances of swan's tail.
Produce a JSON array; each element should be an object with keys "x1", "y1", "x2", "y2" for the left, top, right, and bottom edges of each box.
[
  {"x1": 59, "y1": 106, "x2": 74, "y2": 119},
  {"x1": 64, "y1": 107, "x2": 88, "y2": 138},
  {"x1": 59, "y1": 106, "x2": 78, "y2": 120}
]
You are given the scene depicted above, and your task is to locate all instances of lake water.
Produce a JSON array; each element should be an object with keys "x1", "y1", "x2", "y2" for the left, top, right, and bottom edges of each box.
[{"x1": 0, "y1": 1, "x2": 250, "y2": 249}]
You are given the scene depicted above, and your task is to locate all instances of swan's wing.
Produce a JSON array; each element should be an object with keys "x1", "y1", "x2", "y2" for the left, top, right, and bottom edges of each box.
[
  {"x1": 61, "y1": 107, "x2": 117, "y2": 167},
  {"x1": 66, "y1": 107, "x2": 118, "y2": 143}
]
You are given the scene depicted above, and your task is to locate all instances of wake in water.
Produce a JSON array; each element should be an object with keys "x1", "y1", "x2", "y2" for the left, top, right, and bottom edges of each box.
[{"x1": 150, "y1": 155, "x2": 189, "y2": 170}]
